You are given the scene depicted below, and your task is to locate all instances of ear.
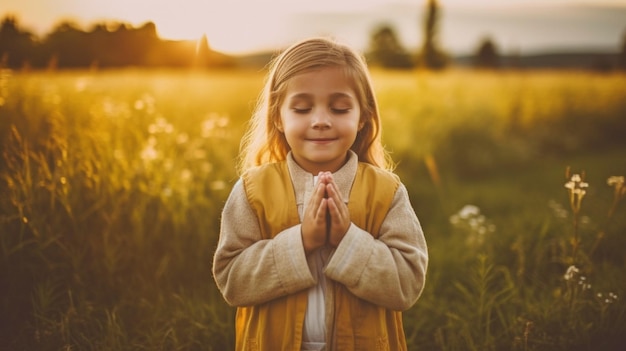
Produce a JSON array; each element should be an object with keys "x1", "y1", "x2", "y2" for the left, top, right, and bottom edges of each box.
[{"x1": 358, "y1": 120, "x2": 365, "y2": 131}]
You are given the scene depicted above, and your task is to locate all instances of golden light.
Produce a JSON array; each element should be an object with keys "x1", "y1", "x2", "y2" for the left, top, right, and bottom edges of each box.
[
  {"x1": 69, "y1": 0, "x2": 294, "y2": 54},
  {"x1": 10, "y1": 0, "x2": 626, "y2": 55},
  {"x1": 151, "y1": 2, "x2": 291, "y2": 54},
  {"x1": 80, "y1": 0, "x2": 215, "y2": 40}
]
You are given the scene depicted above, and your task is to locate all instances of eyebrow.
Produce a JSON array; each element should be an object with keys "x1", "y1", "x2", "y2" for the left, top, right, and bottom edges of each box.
[{"x1": 286, "y1": 92, "x2": 356, "y2": 100}]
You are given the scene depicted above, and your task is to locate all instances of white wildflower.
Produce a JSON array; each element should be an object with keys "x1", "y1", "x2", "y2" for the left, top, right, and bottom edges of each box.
[
  {"x1": 458, "y1": 205, "x2": 480, "y2": 219},
  {"x1": 564, "y1": 265, "x2": 579, "y2": 281},
  {"x1": 607, "y1": 176, "x2": 624, "y2": 187}
]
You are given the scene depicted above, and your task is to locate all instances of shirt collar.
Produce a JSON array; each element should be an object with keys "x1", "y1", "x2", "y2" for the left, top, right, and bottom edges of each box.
[{"x1": 287, "y1": 150, "x2": 358, "y2": 203}]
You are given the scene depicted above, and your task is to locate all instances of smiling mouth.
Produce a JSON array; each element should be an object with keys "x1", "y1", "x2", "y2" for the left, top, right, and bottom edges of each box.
[{"x1": 307, "y1": 138, "x2": 336, "y2": 143}]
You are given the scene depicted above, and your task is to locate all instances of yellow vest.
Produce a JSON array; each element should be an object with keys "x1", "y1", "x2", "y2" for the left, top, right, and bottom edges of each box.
[{"x1": 238, "y1": 160, "x2": 406, "y2": 351}]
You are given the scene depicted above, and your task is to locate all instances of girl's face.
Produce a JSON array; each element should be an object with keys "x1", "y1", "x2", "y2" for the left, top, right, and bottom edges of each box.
[{"x1": 278, "y1": 66, "x2": 362, "y2": 174}]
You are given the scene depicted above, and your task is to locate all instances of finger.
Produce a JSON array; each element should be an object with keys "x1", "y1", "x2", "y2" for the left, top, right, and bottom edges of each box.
[
  {"x1": 317, "y1": 172, "x2": 328, "y2": 184},
  {"x1": 302, "y1": 197, "x2": 328, "y2": 254},
  {"x1": 328, "y1": 199, "x2": 349, "y2": 221},
  {"x1": 319, "y1": 172, "x2": 332, "y2": 185},
  {"x1": 316, "y1": 198, "x2": 328, "y2": 221},
  {"x1": 326, "y1": 183, "x2": 347, "y2": 215},
  {"x1": 326, "y1": 197, "x2": 341, "y2": 221},
  {"x1": 324, "y1": 173, "x2": 340, "y2": 195},
  {"x1": 307, "y1": 181, "x2": 326, "y2": 215},
  {"x1": 327, "y1": 198, "x2": 349, "y2": 245}
]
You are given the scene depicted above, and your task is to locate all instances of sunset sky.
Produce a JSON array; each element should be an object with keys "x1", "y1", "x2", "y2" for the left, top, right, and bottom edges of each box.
[{"x1": 1, "y1": 0, "x2": 626, "y2": 55}]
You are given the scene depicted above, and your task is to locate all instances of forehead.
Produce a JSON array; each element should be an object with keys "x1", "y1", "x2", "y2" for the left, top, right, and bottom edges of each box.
[{"x1": 284, "y1": 66, "x2": 356, "y2": 97}]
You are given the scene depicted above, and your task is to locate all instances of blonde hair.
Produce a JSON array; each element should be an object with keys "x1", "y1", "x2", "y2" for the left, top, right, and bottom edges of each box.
[{"x1": 237, "y1": 37, "x2": 394, "y2": 174}]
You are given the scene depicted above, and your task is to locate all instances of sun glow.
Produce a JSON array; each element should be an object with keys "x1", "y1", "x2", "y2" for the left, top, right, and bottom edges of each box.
[
  {"x1": 16, "y1": 0, "x2": 292, "y2": 54},
  {"x1": 151, "y1": 3, "x2": 292, "y2": 54},
  {"x1": 4, "y1": 0, "x2": 626, "y2": 55},
  {"x1": 69, "y1": 0, "x2": 295, "y2": 54}
]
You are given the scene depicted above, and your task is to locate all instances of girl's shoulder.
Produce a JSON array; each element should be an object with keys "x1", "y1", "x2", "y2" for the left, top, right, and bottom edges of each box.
[
  {"x1": 241, "y1": 161, "x2": 288, "y2": 182},
  {"x1": 241, "y1": 161, "x2": 291, "y2": 200},
  {"x1": 357, "y1": 161, "x2": 401, "y2": 185}
]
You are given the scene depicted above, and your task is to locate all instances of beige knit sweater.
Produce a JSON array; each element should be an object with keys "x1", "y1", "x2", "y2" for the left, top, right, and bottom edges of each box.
[{"x1": 212, "y1": 150, "x2": 428, "y2": 317}]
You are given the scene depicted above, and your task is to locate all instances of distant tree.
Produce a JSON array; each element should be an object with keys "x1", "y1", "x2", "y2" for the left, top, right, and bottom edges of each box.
[
  {"x1": 41, "y1": 21, "x2": 92, "y2": 67},
  {"x1": 619, "y1": 31, "x2": 626, "y2": 70},
  {"x1": 108, "y1": 23, "x2": 135, "y2": 66},
  {"x1": 133, "y1": 22, "x2": 160, "y2": 66},
  {"x1": 0, "y1": 17, "x2": 230, "y2": 69},
  {"x1": 419, "y1": 0, "x2": 447, "y2": 70},
  {"x1": 87, "y1": 23, "x2": 112, "y2": 67},
  {"x1": 114, "y1": 22, "x2": 159, "y2": 66},
  {"x1": 194, "y1": 34, "x2": 211, "y2": 68},
  {"x1": 138, "y1": 21, "x2": 158, "y2": 40},
  {"x1": 366, "y1": 24, "x2": 414, "y2": 69},
  {"x1": 474, "y1": 36, "x2": 500, "y2": 69},
  {"x1": 41, "y1": 20, "x2": 162, "y2": 68},
  {"x1": 0, "y1": 16, "x2": 36, "y2": 68}
]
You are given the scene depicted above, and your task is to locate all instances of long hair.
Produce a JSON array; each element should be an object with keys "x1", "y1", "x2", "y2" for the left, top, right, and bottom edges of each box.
[{"x1": 237, "y1": 37, "x2": 394, "y2": 174}]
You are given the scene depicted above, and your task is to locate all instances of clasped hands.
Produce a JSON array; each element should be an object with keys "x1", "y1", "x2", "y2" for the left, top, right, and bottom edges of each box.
[{"x1": 301, "y1": 172, "x2": 351, "y2": 255}]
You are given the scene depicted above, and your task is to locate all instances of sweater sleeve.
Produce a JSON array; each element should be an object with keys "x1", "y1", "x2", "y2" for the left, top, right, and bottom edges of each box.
[
  {"x1": 212, "y1": 179, "x2": 316, "y2": 307},
  {"x1": 324, "y1": 183, "x2": 428, "y2": 311}
]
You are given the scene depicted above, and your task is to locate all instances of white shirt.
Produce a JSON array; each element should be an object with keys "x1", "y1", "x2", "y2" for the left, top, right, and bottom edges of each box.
[{"x1": 300, "y1": 174, "x2": 328, "y2": 351}]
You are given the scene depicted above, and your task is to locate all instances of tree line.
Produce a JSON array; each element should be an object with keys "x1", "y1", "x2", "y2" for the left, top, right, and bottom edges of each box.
[
  {"x1": 0, "y1": 16, "x2": 232, "y2": 70},
  {"x1": 0, "y1": 1, "x2": 500, "y2": 71},
  {"x1": 365, "y1": 0, "x2": 626, "y2": 71},
  {"x1": 2, "y1": 0, "x2": 625, "y2": 71}
]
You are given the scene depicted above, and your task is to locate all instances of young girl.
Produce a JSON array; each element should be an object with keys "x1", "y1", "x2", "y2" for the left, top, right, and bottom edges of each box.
[{"x1": 213, "y1": 37, "x2": 428, "y2": 351}]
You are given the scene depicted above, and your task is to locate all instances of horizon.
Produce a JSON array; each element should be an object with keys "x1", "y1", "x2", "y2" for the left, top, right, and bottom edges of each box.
[{"x1": 1, "y1": 0, "x2": 626, "y2": 56}]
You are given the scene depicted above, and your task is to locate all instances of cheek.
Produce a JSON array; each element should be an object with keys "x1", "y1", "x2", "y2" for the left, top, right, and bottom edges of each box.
[{"x1": 351, "y1": 111, "x2": 363, "y2": 131}]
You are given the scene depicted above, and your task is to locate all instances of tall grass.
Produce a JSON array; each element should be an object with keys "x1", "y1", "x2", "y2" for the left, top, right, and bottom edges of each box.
[{"x1": 1, "y1": 67, "x2": 625, "y2": 350}]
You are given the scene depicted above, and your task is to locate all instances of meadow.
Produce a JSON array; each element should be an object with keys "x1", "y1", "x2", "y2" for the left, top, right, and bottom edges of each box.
[{"x1": 0, "y1": 67, "x2": 625, "y2": 350}]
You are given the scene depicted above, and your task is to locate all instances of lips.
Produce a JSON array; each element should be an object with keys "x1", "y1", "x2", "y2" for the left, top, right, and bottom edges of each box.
[{"x1": 307, "y1": 138, "x2": 336, "y2": 144}]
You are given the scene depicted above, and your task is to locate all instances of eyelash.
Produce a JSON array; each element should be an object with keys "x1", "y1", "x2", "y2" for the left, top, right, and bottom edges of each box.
[{"x1": 292, "y1": 108, "x2": 350, "y2": 114}]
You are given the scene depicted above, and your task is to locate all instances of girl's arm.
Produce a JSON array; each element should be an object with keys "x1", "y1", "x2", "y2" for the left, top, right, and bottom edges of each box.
[
  {"x1": 324, "y1": 183, "x2": 428, "y2": 311},
  {"x1": 212, "y1": 180, "x2": 316, "y2": 307}
]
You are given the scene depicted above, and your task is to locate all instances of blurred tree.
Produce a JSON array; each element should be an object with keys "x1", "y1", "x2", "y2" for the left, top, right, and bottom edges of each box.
[
  {"x1": 194, "y1": 34, "x2": 211, "y2": 68},
  {"x1": 366, "y1": 24, "x2": 414, "y2": 69},
  {"x1": 109, "y1": 23, "x2": 133, "y2": 66},
  {"x1": 0, "y1": 17, "x2": 230, "y2": 69},
  {"x1": 0, "y1": 16, "x2": 36, "y2": 68},
  {"x1": 41, "y1": 21, "x2": 91, "y2": 67},
  {"x1": 113, "y1": 22, "x2": 158, "y2": 66},
  {"x1": 474, "y1": 36, "x2": 500, "y2": 69},
  {"x1": 419, "y1": 0, "x2": 447, "y2": 70},
  {"x1": 619, "y1": 31, "x2": 626, "y2": 70},
  {"x1": 87, "y1": 23, "x2": 112, "y2": 68},
  {"x1": 86, "y1": 21, "x2": 160, "y2": 68},
  {"x1": 134, "y1": 22, "x2": 160, "y2": 67},
  {"x1": 41, "y1": 20, "x2": 164, "y2": 68}
]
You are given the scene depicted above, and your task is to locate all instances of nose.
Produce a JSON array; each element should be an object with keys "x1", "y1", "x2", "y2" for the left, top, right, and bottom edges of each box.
[{"x1": 311, "y1": 109, "x2": 331, "y2": 129}]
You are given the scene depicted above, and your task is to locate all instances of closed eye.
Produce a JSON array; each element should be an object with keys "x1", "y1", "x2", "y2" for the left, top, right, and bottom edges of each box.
[
  {"x1": 293, "y1": 108, "x2": 311, "y2": 114},
  {"x1": 331, "y1": 108, "x2": 351, "y2": 114}
]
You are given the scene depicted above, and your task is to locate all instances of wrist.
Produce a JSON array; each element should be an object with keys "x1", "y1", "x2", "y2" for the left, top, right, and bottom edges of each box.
[
  {"x1": 328, "y1": 225, "x2": 350, "y2": 248},
  {"x1": 302, "y1": 230, "x2": 325, "y2": 255}
]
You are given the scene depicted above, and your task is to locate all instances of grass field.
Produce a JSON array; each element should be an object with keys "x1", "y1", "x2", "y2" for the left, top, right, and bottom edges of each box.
[{"x1": 1, "y1": 67, "x2": 625, "y2": 350}]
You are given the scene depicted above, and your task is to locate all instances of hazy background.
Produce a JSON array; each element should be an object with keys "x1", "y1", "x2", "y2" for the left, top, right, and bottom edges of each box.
[
  {"x1": 1, "y1": 1, "x2": 626, "y2": 350},
  {"x1": 1, "y1": 0, "x2": 625, "y2": 55}
]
